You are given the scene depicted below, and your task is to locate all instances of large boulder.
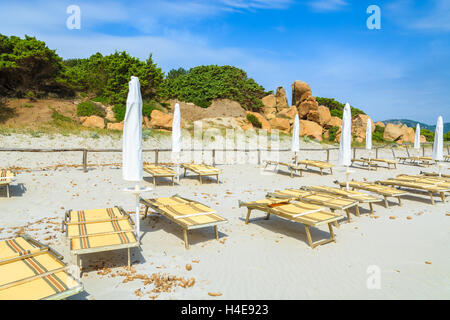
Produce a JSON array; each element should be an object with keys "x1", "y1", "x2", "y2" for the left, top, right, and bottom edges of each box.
[
  {"x1": 326, "y1": 116, "x2": 342, "y2": 128},
  {"x1": 308, "y1": 105, "x2": 331, "y2": 126},
  {"x1": 275, "y1": 87, "x2": 289, "y2": 111},
  {"x1": 298, "y1": 96, "x2": 319, "y2": 119},
  {"x1": 246, "y1": 112, "x2": 271, "y2": 131},
  {"x1": 400, "y1": 126, "x2": 415, "y2": 143},
  {"x1": 292, "y1": 81, "x2": 312, "y2": 106},
  {"x1": 82, "y1": 115, "x2": 105, "y2": 129},
  {"x1": 235, "y1": 117, "x2": 253, "y2": 131},
  {"x1": 299, "y1": 120, "x2": 323, "y2": 141},
  {"x1": 375, "y1": 121, "x2": 385, "y2": 128},
  {"x1": 107, "y1": 122, "x2": 124, "y2": 131},
  {"x1": 352, "y1": 114, "x2": 374, "y2": 141},
  {"x1": 150, "y1": 110, "x2": 174, "y2": 130},
  {"x1": 269, "y1": 117, "x2": 290, "y2": 133},
  {"x1": 383, "y1": 123, "x2": 404, "y2": 141},
  {"x1": 277, "y1": 106, "x2": 298, "y2": 124},
  {"x1": 261, "y1": 94, "x2": 277, "y2": 120}
]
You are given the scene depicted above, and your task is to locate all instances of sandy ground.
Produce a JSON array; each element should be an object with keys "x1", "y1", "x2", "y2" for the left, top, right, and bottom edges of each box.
[{"x1": 0, "y1": 134, "x2": 449, "y2": 300}]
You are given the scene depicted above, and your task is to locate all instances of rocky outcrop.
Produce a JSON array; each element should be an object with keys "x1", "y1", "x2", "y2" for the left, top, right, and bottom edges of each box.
[
  {"x1": 352, "y1": 114, "x2": 374, "y2": 142},
  {"x1": 383, "y1": 123, "x2": 414, "y2": 143},
  {"x1": 327, "y1": 116, "x2": 342, "y2": 128},
  {"x1": 275, "y1": 87, "x2": 289, "y2": 111},
  {"x1": 107, "y1": 122, "x2": 124, "y2": 131},
  {"x1": 277, "y1": 106, "x2": 298, "y2": 124},
  {"x1": 246, "y1": 112, "x2": 271, "y2": 131},
  {"x1": 269, "y1": 117, "x2": 290, "y2": 133},
  {"x1": 150, "y1": 110, "x2": 174, "y2": 130},
  {"x1": 292, "y1": 81, "x2": 312, "y2": 106},
  {"x1": 261, "y1": 94, "x2": 277, "y2": 120},
  {"x1": 165, "y1": 99, "x2": 245, "y2": 122},
  {"x1": 299, "y1": 120, "x2": 323, "y2": 141},
  {"x1": 82, "y1": 115, "x2": 105, "y2": 129},
  {"x1": 298, "y1": 96, "x2": 319, "y2": 119},
  {"x1": 375, "y1": 121, "x2": 385, "y2": 128}
]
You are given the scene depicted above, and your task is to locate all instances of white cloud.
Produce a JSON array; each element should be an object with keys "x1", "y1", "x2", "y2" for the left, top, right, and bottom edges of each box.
[{"x1": 307, "y1": 0, "x2": 348, "y2": 12}]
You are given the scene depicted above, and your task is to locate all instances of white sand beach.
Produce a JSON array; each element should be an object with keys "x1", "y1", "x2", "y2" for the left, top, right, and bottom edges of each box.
[{"x1": 1, "y1": 134, "x2": 449, "y2": 300}]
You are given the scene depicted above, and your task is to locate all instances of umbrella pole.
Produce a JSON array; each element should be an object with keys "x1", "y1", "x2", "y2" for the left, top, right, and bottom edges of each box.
[
  {"x1": 438, "y1": 162, "x2": 442, "y2": 177},
  {"x1": 345, "y1": 165, "x2": 350, "y2": 190},
  {"x1": 135, "y1": 182, "x2": 140, "y2": 242}
]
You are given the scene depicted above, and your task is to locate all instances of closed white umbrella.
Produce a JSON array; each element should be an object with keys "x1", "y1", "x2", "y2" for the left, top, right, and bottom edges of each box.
[
  {"x1": 432, "y1": 116, "x2": 444, "y2": 176},
  {"x1": 365, "y1": 118, "x2": 372, "y2": 151},
  {"x1": 339, "y1": 103, "x2": 353, "y2": 189},
  {"x1": 172, "y1": 103, "x2": 181, "y2": 182},
  {"x1": 414, "y1": 123, "x2": 421, "y2": 150},
  {"x1": 291, "y1": 114, "x2": 300, "y2": 163},
  {"x1": 122, "y1": 76, "x2": 150, "y2": 241}
]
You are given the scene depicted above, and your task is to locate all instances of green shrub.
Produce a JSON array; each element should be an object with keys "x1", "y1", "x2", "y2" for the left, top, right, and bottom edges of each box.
[
  {"x1": 76, "y1": 101, "x2": 105, "y2": 117},
  {"x1": 51, "y1": 109, "x2": 73, "y2": 122},
  {"x1": 316, "y1": 97, "x2": 365, "y2": 119},
  {"x1": 160, "y1": 65, "x2": 269, "y2": 111},
  {"x1": 113, "y1": 104, "x2": 126, "y2": 122},
  {"x1": 143, "y1": 100, "x2": 165, "y2": 118},
  {"x1": 327, "y1": 126, "x2": 339, "y2": 141},
  {"x1": 421, "y1": 128, "x2": 434, "y2": 142},
  {"x1": 444, "y1": 131, "x2": 450, "y2": 141},
  {"x1": 246, "y1": 113, "x2": 262, "y2": 128},
  {"x1": 92, "y1": 96, "x2": 108, "y2": 104},
  {"x1": 23, "y1": 103, "x2": 33, "y2": 108},
  {"x1": 373, "y1": 125, "x2": 385, "y2": 142}
]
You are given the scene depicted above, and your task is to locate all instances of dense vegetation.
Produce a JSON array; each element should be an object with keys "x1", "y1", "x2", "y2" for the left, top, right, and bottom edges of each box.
[
  {"x1": 160, "y1": 65, "x2": 270, "y2": 110},
  {"x1": 373, "y1": 125, "x2": 386, "y2": 142},
  {"x1": 315, "y1": 97, "x2": 365, "y2": 119}
]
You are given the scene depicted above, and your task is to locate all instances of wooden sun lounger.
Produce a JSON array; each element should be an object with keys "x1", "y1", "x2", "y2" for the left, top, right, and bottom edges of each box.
[
  {"x1": 352, "y1": 158, "x2": 397, "y2": 170},
  {"x1": 334, "y1": 180, "x2": 408, "y2": 208},
  {"x1": 0, "y1": 169, "x2": 15, "y2": 198},
  {"x1": 0, "y1": 234, "x2": 83, "y2": 300},
  {"x1": 397, "y1": 156, "x2": 434, "y2": 166},
  {"x1": 297, "y1": 160, "x2": 334, "y2": 175},
  {"x1": 62, "y1": 207, "x2": 139, "y2": 275},
  {"x1": 444, "y1": 155, "x2": 450, "y2": 162},
  {"x1": 238, "y1": 198, "x2": 343, "y2": 248},
  {"x1": 420, "y1": 172, "x2": 450, "y2": 179},
  {"x1": 394, "y1": 175, "x2": 450, "y2": 188},
  {"x1": 143, "y1": 163, "x2": 176, "y2": 186},
  {"x1": 351, "y1": 158, "x2": 378, "y2": 170},
  {"x1": 182, "y1": 164, "x2": 220, "y2": 184},
  {"x1": 140, "y1": 195, "x2": 228, "y2": 249},
  {"x1": 305, "y1": 185, "x2": 382, "y2": 214},
  {"x1": 263, "y1": 160, "x2": 303, "y2": 177},
  {"x1": 267, "y1": 188, "x2": 359, "y2": 222},
  {"x1": 377, "y1": 179, "x2": 448, "y2": 205}
]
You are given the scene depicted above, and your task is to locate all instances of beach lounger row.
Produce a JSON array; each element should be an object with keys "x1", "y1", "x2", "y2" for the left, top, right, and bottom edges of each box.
[
  {"x1": 397, "y1": 156, "x2": 434, "y2": 166},
  {"x1": 0, "y1": 235, "x2": 83, "y2": 300},
  {"x1": 0, "y1": 169, "x2": 15, "y2": 198},
  {"x1": 62, "y1": 207, "x2": 140, "y2": 275},
  {"x1": 239, "y1": 198, "x2": 343, "y2": 248},
  {"x1": 351, "y1": 158, "x2": 397, "y2": 170},
  {"x1": 143, "y1": 163, "x2": 220, "y2": 186},
  {"x1": 263, "y1": 160, "x2": 303, "y2": 177},
  {"x1": 140, "y1": 195, "x2": 228, "y2": 249},
  {"x1": 263, "y1": 159, "x2": 334, "y2": 177}
]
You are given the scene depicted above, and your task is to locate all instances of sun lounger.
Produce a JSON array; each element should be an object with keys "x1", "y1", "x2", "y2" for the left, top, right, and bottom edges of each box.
[
  {"x1": 394, "y1": 174, "x2": 450, "y2": 188},
  {"x1": 238, "y1": 198, "x2": 343, "y2": 248},
  {"x1": 143, "y1": 163, "x2": 176, "y2": 186},
  {"x1": 297, "y1": 160, "x2": 333, "y2": 175},
  {"x1": 305, "y1": 185, "x2": 382, "y2": 214},
  {"x1": 0, "y1": 234, "x2": 83, "y2": 300},
  {"x1": 267, "y1": 188, "x2": 359, "y2": 222},
  {"x1": 0, "y1": 169, "x2": 15, "y2": 198},
  {"x1": 377, "y1": 178, "x2": 448, "y2": 205},
  {"x1": 140, "y1": 195, "x2": 227, "y2": 249},
  {"x1": 397, "y1": 156, "x2": 434, "y2": 166},
  {"x1": 351, "y1": 158, "x2": 378, "y2": 170},
  {"x1": 352, "y1": 158, "x2": 397, "y2": 170},
  {"x1": 263, "y1": 160, "x2": 303, "y2": 177},
  {"x1": 62, "y1": 207, "x2": 139, "y2": 275},
  {"x1": 334, "y1": 180, "x2": 408, "y2": 208},
  {"x1": 444, "y1": 155, "x2": 450, "y2": 162},
  {"x1": 182, "y1": 164, "x2": 220, "y2": 184},
  {"x1": 420, "y1": 172, "x2": 450, "y2": 179}
]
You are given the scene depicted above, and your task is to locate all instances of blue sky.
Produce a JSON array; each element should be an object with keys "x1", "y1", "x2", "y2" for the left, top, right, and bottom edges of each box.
[{"x1": 1, "y1": 0, "x2": 449, "y2": 124}]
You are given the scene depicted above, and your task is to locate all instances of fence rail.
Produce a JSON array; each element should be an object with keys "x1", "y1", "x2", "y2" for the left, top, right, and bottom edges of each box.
[{"x1": 0, "y1": 142, "x2": 448, "y2": 173}]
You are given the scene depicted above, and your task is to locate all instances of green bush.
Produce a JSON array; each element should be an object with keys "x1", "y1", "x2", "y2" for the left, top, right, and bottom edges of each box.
[
  {"x1": 113, "y1": 104, "x2": 126, "y2": 122},
  {"x1": 421, "y1": 128, "x2": 434, "y2": 142},
  {"x1": 160, "y1": 65, "x2": 269, "y2": 111},
  {"x1": 316, "y1": 97, "x2": 365, "y2": 119},
  {"x1": 76, "y1": 101, "x2": 105, "y2": 117},
  {"x1": 51, "y1": 109, "x2": 73, "y2": 122},
  {"x1": 373, "y1": 125, "x2": 385, "y2": 142},
  {"x1": 166, "y1": 67, "x2": 188, "y2": 80},
  {"x1": 444, "y1": 131, "x2": 450, "y2": 141},
  {"x1": 246, "y1": 113, "x2": 262, "y2": 128},
  {"x1": 143, "y1": 100, "x2": 165, "y2": 118},
  {"x1": 327, "y1": 126, "x2": 339, "y2": 141},
  {"x1": 91, "y1": 96, "x2": 108, "y2": 104}
]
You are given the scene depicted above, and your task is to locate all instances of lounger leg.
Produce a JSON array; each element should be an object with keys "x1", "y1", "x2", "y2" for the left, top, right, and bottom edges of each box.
[
  {"x1": 397, "y1": 197, "x2": 402, "y2": 206},
  {"x1": 77, "y1": 255, "x2": 82, "y2": 277},
  {"x1": 304, "y1": 225, "x2": 313, "y2": 248},
  {"x1": 183, "y1": 229, "x2": 189, "y2": 249},
  {"x1": 216, "y1": 174, "x2": 219, "y2": 184},
  {"x1": 369, "y1": 202, "x2": 374, "y2": 214},
  {"x1": 355, "y1": 205, "x2": 360, "y2": 217},
  {"x1": 429, "y1": 192, "x2": 435, "y2": 205},
  {"x1": 265, "y1": 212, "x2": 270, "y2": 220},
  {"x1": 328, "y1": 223, "x2": 336, "y2": 243},
  {"x1": 320, "y1": 169, "x2": 323, "y2": 176},
  {"x1": 127, "y1": 248, "x2": 131, "y2": 267},
  {"x1": 384, "y1": 196, "x2": 389, "y2": 208},
  {"x1": 7, "y1": 185, "x2": 9, "y2": 198},
  {"x1": 172, "y1": 177, "x2": 174, "y2": 186},
  {"x1": 333, "y1": 221, "x2": 339, "y2": 228},
  {"x1": 214, "y1": 226, "x2": 219, "y2": 240},
  {"x1": 245, "y1": 209, "x2": 252, "y2": 224},
  {"x1": 345, "y1": 209, "x2": 351, "y2": 222},
  {"x1": 199, "y1": 175, "x2": 202, "y2": 184},
  {"x1": 144, "y1": 206, "x2": 149, "y2": 219},
  {"x1": 440, "y1": 192, "x2": 445, "y2": 203},
  {"x1": 153, "y1": 176, "x2": 156, "y2": 186}
]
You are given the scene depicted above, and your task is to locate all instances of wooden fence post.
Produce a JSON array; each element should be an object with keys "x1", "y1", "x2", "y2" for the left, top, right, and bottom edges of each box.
[
  {"x1": 422, "y1": 146, "x2": 425, "y2": 157},
  {"x1": 353, "y1": 148, "x2": 356, "y2": 159},
  {"x1": 212, "y1": 149, "x2": 216, "y2": 166},
  {"x1": 391, "y1": 146, "x2": 396, "y2": 159},
  {"x1": 257, "y1": 149, "x2": 261, "y2": 165},
  {"x1": 405, "y1": 145, "x2": 410, "y2": 157},
  {"x1": 326, "y1": 149, "x2": 330, "y2": 163},
  {"x1": 82, "y1": 149, "x2": 88, "y2": 173},
  {"x1": 155, "y1": 149, "x2": 159, "y2": 165},
  {"x1": 376, "y1": 147, "x2": 379, "y2": 159}
]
